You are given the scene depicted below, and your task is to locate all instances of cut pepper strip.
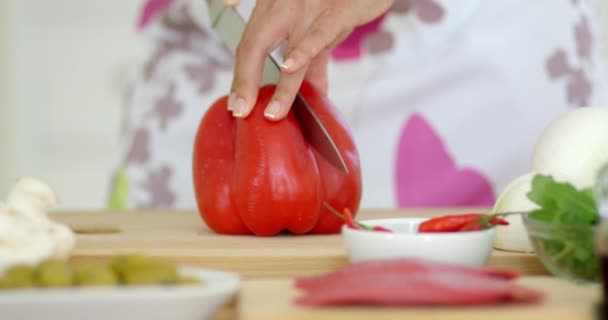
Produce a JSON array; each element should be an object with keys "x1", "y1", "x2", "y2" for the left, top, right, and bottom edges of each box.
[
  {"x1": 419, "y1": 213, "x2": 510, "y2": 233},
  {"x1": 459, "y1": 215, "x2": 509, "y2": 231}
]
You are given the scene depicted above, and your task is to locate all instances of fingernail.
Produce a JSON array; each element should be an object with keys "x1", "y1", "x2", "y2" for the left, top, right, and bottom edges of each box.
[
  {"x1": 232, "y1": 97, "x2": 247, "y2": 117},
  {"x1": 227, "y1": 93, "x2": 236, "y2": 111},
  {"x1": 281, "y1": 58, "x2": 296, "y2": 71},
  {"x1": 264, "y1": 100, "x2": 282, "y2": 120}
]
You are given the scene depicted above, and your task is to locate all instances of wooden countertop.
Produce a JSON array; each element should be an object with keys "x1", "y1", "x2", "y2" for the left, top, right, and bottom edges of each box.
[
  {"x1": 51, "y1": 208, "x2": 548, "y2": 279},
  {"x1": 49, "y1": 208, "x2": 601, "y2": 319}
]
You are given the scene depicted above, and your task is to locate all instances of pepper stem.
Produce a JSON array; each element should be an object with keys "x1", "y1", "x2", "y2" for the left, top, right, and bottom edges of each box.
[{"x1": 322, "y1": 202, "x2": 373, "y2": 230}]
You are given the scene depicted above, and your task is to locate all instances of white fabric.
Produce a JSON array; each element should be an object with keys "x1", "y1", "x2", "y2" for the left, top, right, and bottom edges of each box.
[{"x1": 114, "y1": 0, "x2": 608, "y2": 209}]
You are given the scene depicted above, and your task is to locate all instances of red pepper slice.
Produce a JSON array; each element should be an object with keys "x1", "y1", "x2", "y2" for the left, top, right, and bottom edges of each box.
[
  {"x1": 459, "y1": 215, "x2": 509, "y2": 231},
  {"x1": 418, "y1": 213, "x2": 509, "y2": 233},
  {"x1": 418, "y1": 214, "x2": 485, "y2": 232}
]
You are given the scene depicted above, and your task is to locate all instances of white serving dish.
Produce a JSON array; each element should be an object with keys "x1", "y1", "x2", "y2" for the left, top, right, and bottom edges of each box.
[
  {"x1": 0, "y1": 267, "x2": 240, "y2": 320},
  {"x1": 342, "y1": 218, "x2": 496, "y2": 266}
]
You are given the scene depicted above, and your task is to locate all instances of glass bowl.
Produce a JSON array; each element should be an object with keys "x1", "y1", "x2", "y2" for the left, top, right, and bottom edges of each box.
[{"x1": 522, "y1": 213, "x2": 599, "y2": 284}]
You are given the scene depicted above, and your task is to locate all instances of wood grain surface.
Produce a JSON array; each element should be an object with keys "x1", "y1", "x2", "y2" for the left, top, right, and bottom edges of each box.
[{"x1": 51, "y1": 208, "x2": 548, "y2": 279}]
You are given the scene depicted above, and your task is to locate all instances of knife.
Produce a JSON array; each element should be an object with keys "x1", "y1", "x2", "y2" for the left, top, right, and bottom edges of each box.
[{"x1": 206, "y1": 0, "x2": 349, "y2": 174}]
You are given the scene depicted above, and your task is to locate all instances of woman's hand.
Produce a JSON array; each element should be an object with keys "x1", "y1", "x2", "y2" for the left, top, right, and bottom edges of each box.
[{"x1": 226, "y1": 0, "x2": 394, "y2": 120}]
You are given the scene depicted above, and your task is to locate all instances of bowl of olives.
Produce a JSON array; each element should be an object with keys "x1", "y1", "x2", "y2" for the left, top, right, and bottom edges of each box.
[{"x1": 0, "y1": 254, "x2": 240, "y2": 320}]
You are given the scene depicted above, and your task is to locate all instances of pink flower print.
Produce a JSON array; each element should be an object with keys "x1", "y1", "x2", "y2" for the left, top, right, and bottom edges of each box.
[
  {"x1": 184, "y1": 64, "x2": 215, "y2": 94},
  {"x1": 331, "y1": 14, "x2": 388, "y2": 61},
  {"x1": 138, "y1": 0, "x2": 173, "y2": 31},
  {"x1": 158, "y1": 2, "x2": 214, "y2": 51},
  {"x1": 331, "y1": 0, "x2": 445, "y2": 61},
  {"x1": 412, "y1": 0, "x2": 445, "y2": 23},
  {"x1": 126, "y1": 127, "x2": 151, "y2": 165},
  {"x1": 183, "y1": 59, "x2": 233, "y2": 95},
  {"x1": 141, "y1": 4, "x2": 211, "y2": 82},
  {"x1": 545, "y1": 49, "x2": 592, "y2": 107},
  {"x1": 391, "y1": 0, "x2": 412, "y2": 14},
  {"x1": 567, "y1": 69, "x2": 591, "y2": 106},
  {"x1": 144, "y1": 45, "x2": 172, "y2": 82},
  {"x1": 574, "y1": 16, "x2": 592, "y2": 60},
  {"x1": 148, "y1": 84, "x2": 184, "y2": 130},
  {"x1": 138, "y1": 165, "x2": 176, "y2": 209},
  {"x1": 546, "y1": 49, "x2": 572, "y2": 79},
  {"x1": 544, "y1": 14, "x2": 594, "y2": 108},
  {"x1": 391, "y1": 0, "x2": 445, "y2": 23},
  {"x1": 367, "y1": 30, "x2": 395, "y2": 55},
  {"x1": 163, "y1": 11, "x2": 200, "y2": 48},
  {"x1": 395, "y1": 114, "x2": 495, "y2": 207}
]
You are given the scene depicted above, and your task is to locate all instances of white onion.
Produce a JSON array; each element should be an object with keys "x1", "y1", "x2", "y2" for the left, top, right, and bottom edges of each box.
[
  {"x1": 531, "y1": 107, "x2": 608, "y2": 189},
  {"x1": 493, "y1": 107, "x2": 608, "y2": 252},
  {"x1": 491, "y1": 172, "x2": 537, "y2": 252}
]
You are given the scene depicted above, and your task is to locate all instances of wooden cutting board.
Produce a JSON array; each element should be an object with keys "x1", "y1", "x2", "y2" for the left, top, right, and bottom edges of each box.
[
  {"x1": 52, "y1": 209, "x2": 548, "y2": 279},
  {"x1": 237, "y1": 276, "x2": 601, "y2": 320}
]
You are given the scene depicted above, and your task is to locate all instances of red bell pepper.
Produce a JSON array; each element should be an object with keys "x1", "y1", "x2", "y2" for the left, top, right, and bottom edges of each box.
[{"x1": 192, "y1": 81, "x2": 362, "y2": 236}]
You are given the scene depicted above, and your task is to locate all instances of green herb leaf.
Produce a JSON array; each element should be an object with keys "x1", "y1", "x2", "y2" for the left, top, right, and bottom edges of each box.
[
  {"x1": 526, "y1": 174, "x2": 598, "y2": 224},
  {"x1": 525, "y1": 173, "x2": 600, "y2": 282}
]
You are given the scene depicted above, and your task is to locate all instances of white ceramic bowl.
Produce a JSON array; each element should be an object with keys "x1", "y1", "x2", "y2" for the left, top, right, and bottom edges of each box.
[
  {"x1": 342, "y1": 218, "x2": 496, "y2": 266},
  {"x1": 0, "y1": 267, "x2": 240, "y2": 320}
]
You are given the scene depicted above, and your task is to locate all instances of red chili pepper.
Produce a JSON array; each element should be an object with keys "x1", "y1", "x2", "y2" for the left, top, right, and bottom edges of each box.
[
  {"x1": 418, "y1": 214, "x2": 485, "y2": 232},
  {"x1": 418, "y1": 213, "x2": 509, "y2": 233},
  {"x1": 459, "y1": 215, "x2": 509, "y2": 231},
  {"x1": 323, "y1": 202, "x2": 392, "y2": 233}
]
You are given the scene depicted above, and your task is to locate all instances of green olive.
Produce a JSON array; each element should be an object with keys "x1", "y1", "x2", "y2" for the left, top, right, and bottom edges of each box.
[
  {"x1": 122, "y1": 259, "x2": 178, "y2": 285},
  {"x1": 110, "y1": 254, "x2": 179, "y2": 285},
  {"x1": 73, "y1": 263, "x2": 118, "y2": 286},
  {"x1": 109, "y1": 254, "x2": 150, "y2": 280},
  {"x1": 1, "y1": 265, "x2": 34, "y2": 288},
  {"x1": 34, "y1": 260, "x2": 72, "y2": 287},
  {"x1": 177, "y1": 275, "x2": 200, "y2": 285},
  {"x1": 1, "y1": 254, "x2": 192, "y2": 289}
]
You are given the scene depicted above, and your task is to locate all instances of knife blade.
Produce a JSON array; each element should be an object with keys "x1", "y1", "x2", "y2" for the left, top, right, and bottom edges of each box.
[{"x1": 207, "y1": 0, "x2": 349, "y2": 174}]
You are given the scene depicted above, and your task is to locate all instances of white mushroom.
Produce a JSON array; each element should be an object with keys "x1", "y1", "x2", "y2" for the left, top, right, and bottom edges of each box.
[
  {"x1": 47, "y1": 222, "x2": 76, "y2": 260},
  {"x1": 0, "y1": 178, "x2": 75, "y2": 274},
  {"x1": 6, "y1": 177, "x2": 60, "y2": 223}
]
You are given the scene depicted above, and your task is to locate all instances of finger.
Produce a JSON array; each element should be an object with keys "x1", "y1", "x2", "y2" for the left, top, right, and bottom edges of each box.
[
  {"x1": 304, "y1": 50, "x2": 330, "y2": 95},
  {"x1": 267, "y1": 19, "x2": 344, "y2": 114},
  {"x1": 221, "y1": 0, "x2": 239, "y2": 6},
  {"x1": 280, "y1": 11, "x2": 345, "y2": 74},
  {"x1": 329, "y1": 28, "x2": 355, "y2": 49},
  {"x1": 264, "y1": 64, "x2": 308, "y2": 121},
  {"x1": 304, "y1": 28, "x2": 351, "y2": 96},
  {"x1": 229, "y1": 2, "x2": 288, "y2": 118},
  {"x1": 263, "y1": 3, "x2": 319, "y2": 120}
]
